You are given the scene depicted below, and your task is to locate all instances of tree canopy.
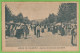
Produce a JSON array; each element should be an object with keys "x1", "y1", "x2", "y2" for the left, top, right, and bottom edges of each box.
[
  {"x1": 57, "y1": 3, "x2": 77, "y2": 23},
  {"x1": 5, "y1": 3, "x2": 77, "y2": 25},
  {"x1": 41, "y1": 13, "x2": 57, "y2": 25},
  {"x1": 5, "y1": 5, "x2": 31, "y2": 24},
  {"x1": 5, "y1": 5, "x2": 12, "y2": 22}
]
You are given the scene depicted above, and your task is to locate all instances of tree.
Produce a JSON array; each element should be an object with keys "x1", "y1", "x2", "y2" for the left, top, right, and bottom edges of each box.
[
  {"x1": 40, "y1": 13, "x2": 57, "y2": 25},
  {"x1": 23, "y1": 17, "x2": 31, "y2": 24},
  {"x1": 48, "y1": 13, "x2": 56, "y2": 23},
  {"x1": 5, "y1": 5, "x2": 12, "y2": 22},
  {"x1": 57, "y1": 3, "x2": 77, "y2": 23},
  {"x1": 17, "y1": 13, "x2": 23, "y2": 23},
  {"x1": 5, "y1": 5, "x2": 31, "y2": 24},
  {"x1": 12, "y1": 15, "x2": 18, "y2": 23}
]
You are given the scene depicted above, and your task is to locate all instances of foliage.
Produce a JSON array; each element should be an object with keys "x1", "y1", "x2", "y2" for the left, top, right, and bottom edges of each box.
[
  {"x1": 5, "y1": 5, "x2": 12, "y2": 22},
  {"x1": 57, "y1": 3, "x2": 77, "y2": 23},
  {"x1": 5, "y1": 5, "x2": 31, "y2": 24}
]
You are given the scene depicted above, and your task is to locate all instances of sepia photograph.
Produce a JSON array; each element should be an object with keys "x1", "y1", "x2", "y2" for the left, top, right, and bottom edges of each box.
[{"x1": 2, "y1": 2, "x2": 79, "y2": 52}]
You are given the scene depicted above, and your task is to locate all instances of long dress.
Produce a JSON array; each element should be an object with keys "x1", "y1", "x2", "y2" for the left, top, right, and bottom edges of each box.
[
  {"x1": 10, "y1": 25, "x2": 14, "y2": 37},
  {"x1": 16, "y1": 26, "x2": 21, "y2": 39},
  {"x1": 52, "y1": 26, "x2": 55, "y2": 34},
  {"x1": 23, "y1": 25, "x2": 29, "y2": 39},
  {"x1": 36, "y1": 26, "x2": 40, "y2": 37},
  {"x1": 61, "y1": 27, "x2": 65, "y2": 36},
  {"x1": 41, "y1": 26, "x2": 44, "y2": 33},
  {"x1": 6, "y1": 25, "x2": 10, "y2": 36},
  {"x1": 71, "y1": 28, "x2": 77, "y2": 46}
]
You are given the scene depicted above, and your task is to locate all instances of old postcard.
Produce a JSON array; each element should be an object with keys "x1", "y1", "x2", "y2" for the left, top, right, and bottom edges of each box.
[{"x1": 2, "y1": 2, "x2": 79, "y2": 52}]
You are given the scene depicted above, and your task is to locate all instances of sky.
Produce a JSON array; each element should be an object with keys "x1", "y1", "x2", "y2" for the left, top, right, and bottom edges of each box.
[{"x1": 5, "y1": 2, "x2": 61, "y2": 20}]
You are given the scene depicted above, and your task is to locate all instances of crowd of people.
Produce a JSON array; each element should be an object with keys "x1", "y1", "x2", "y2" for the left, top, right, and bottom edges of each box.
[{"x1": 5, "y1": 22, "x2": 77, "y2": 46}]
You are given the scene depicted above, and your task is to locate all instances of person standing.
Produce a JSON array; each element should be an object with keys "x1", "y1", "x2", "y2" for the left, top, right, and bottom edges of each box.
[
  {"x1": 23, "y1": 24, "x2": 29, "y2": 39},
  {"x1": 6, "y1": 24, "x2": 10, "y2": 37},
  {"x1": 10, "y1": 25, "x2": 14, "y2": 37},
  {"x1": 61, "y1": 26, "x2": 65, "y2": 36},
  {"x1": 52, "y1": 26, "x2": 55, "y2": 34},
  {"x1": 41, "y1": 25, "x2": 44, "y2": 33},
  {"x1": 71, "y1": 26, "x2": 77, "y2": 46},
  {"x1": 36, "y1": 25, "x2": 40, "y2": 38},
  {"x1": 13, "y1": 25, "x2": 16, "y2": 36},
  {"x1": 48, "y1": 25, "x2": 50, "y2": 32},
  {"x1": 16, "y1": 25, "x2": 21, "y2": 39},
  {"x1": 34, "y1": 25, "x2": 36, "y2": 35}
]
